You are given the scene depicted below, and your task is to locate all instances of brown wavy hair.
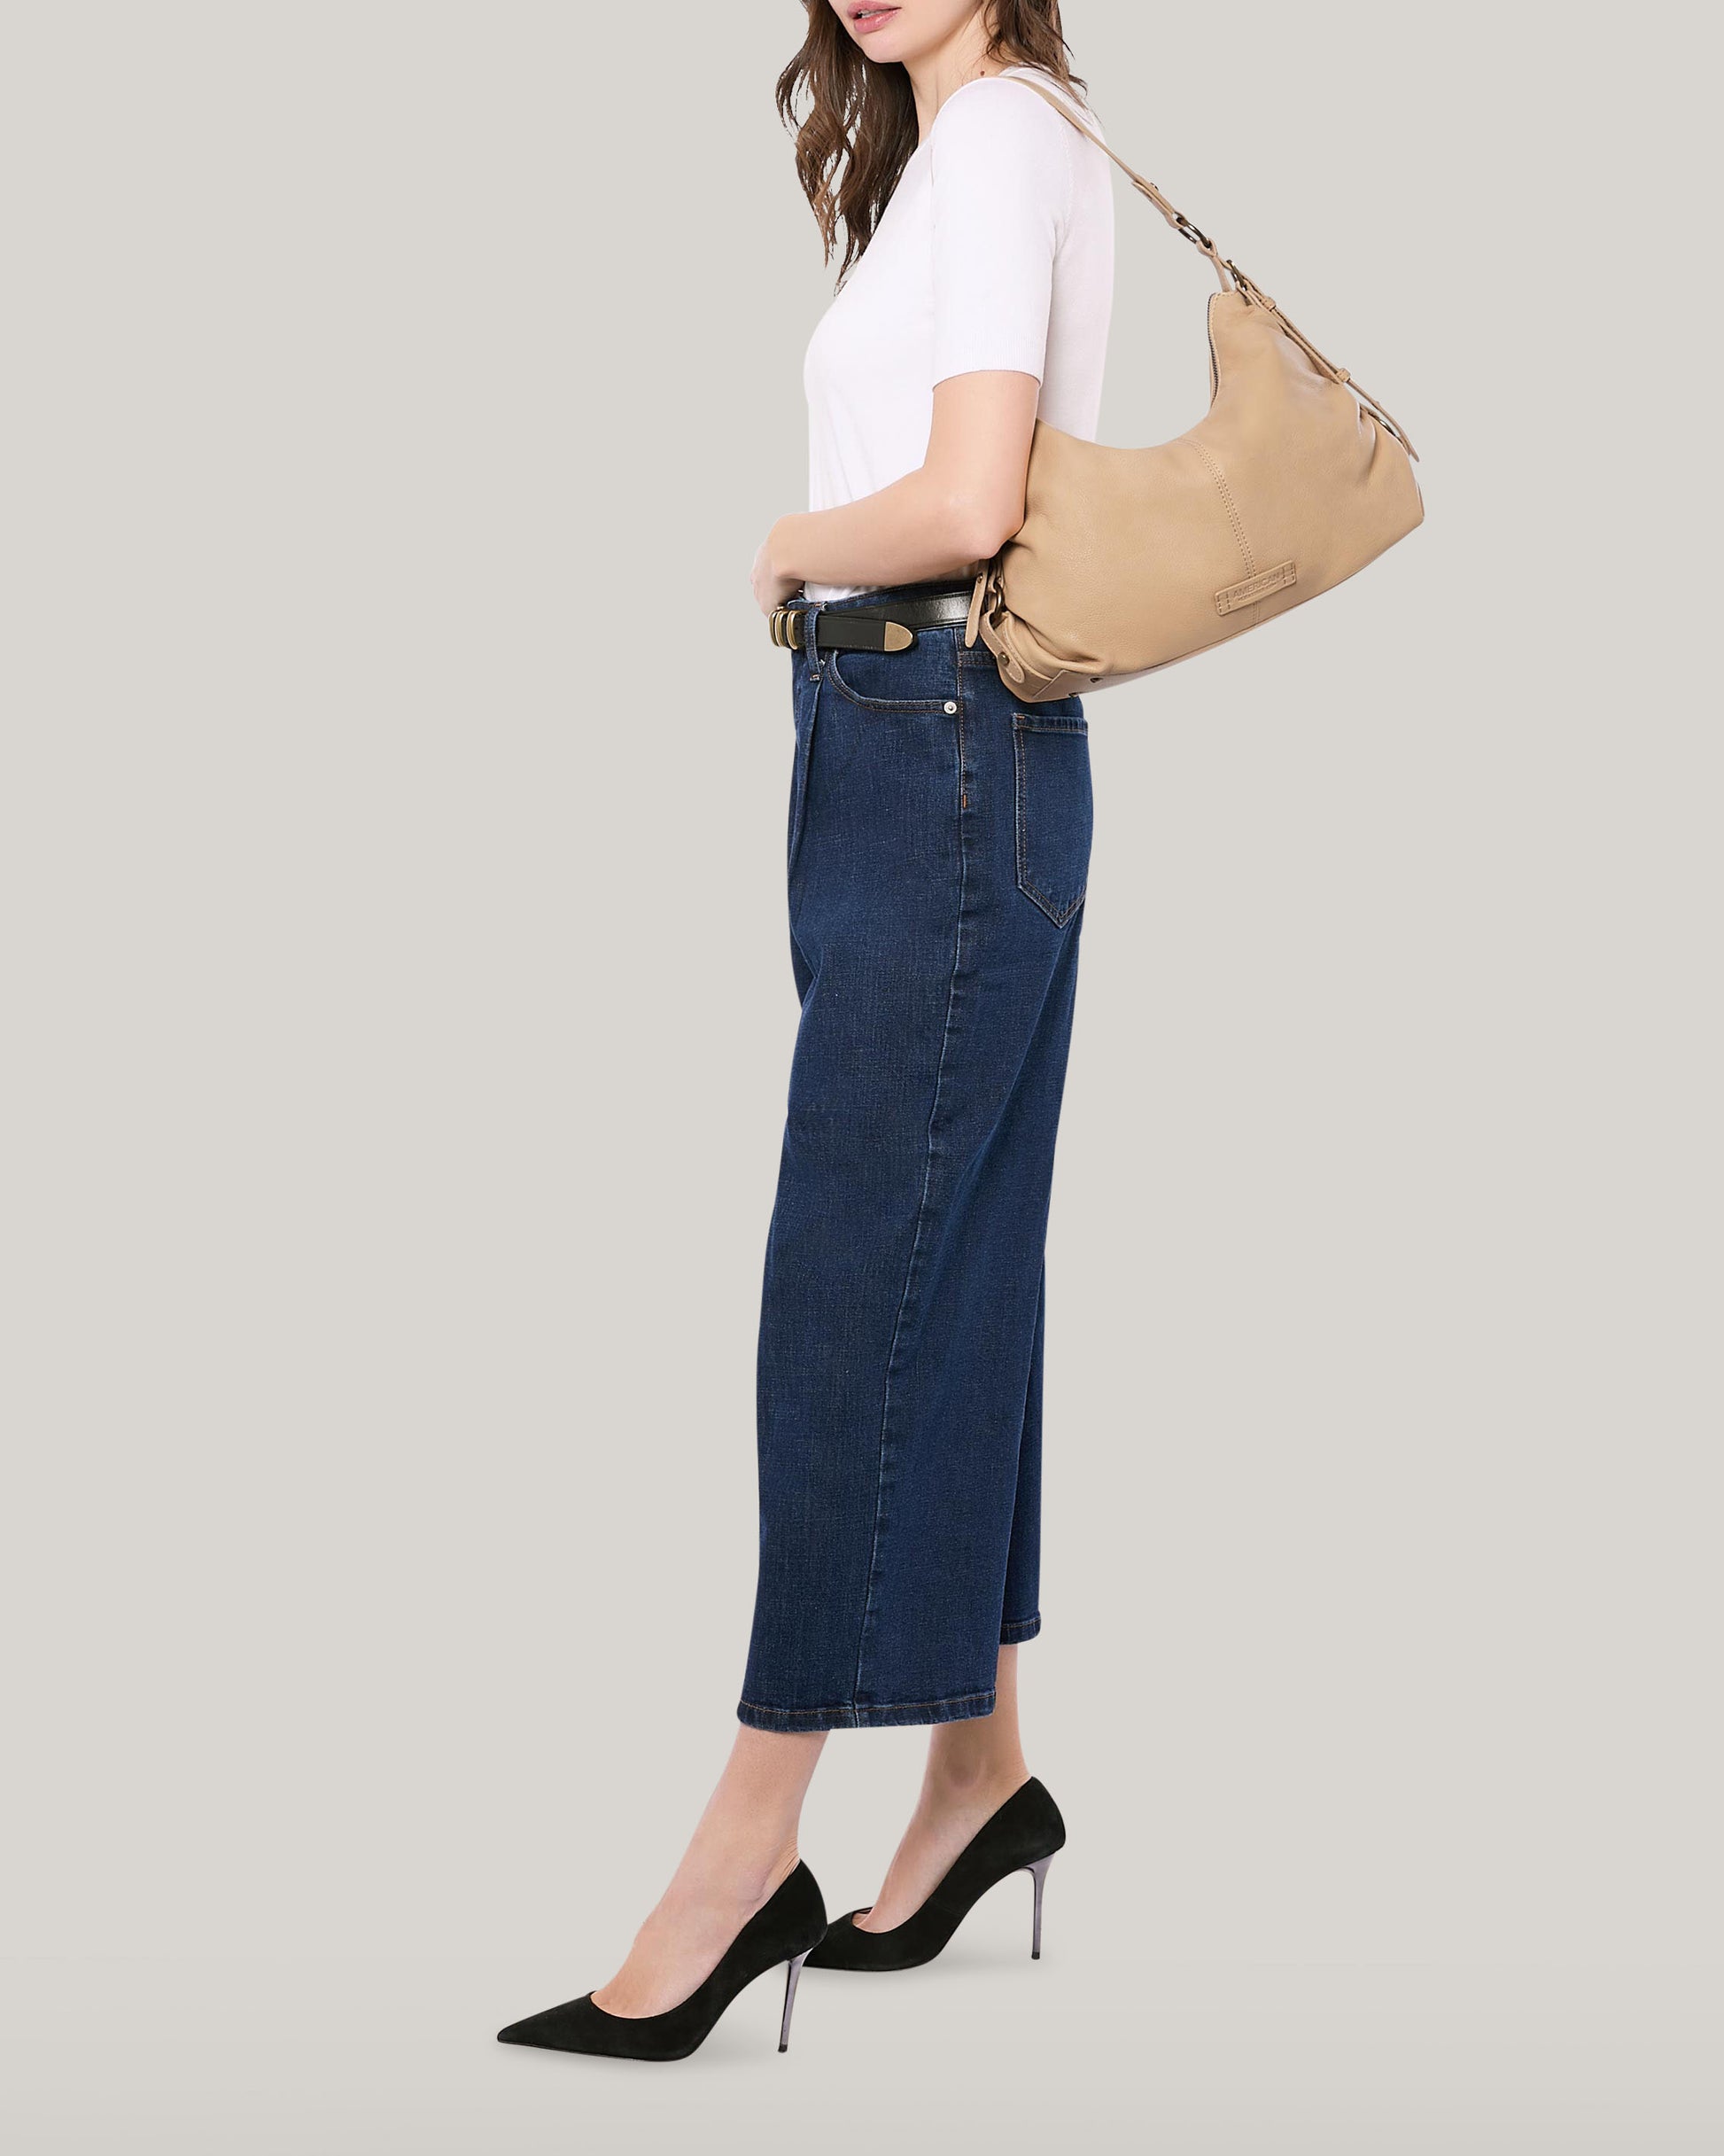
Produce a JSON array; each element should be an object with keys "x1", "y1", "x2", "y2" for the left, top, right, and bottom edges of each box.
[{"x1": 777, "y1": 3, "x2": 1083, "y2": 283}]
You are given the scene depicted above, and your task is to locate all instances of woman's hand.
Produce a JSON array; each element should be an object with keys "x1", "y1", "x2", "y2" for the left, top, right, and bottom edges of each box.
[{"x1": 751, "y1": 522, "x2": 803, "y2": 615}]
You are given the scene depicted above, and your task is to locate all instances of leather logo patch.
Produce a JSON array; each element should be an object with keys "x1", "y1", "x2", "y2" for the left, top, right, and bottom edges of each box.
[{"x1": 1215, "y1": 560, "x2": 1297, "y2": 615}]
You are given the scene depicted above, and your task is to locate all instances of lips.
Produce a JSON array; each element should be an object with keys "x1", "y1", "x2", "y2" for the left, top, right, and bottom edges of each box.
[{"x1": 850, "y1": 4, "x2": 899, "y2": 31}]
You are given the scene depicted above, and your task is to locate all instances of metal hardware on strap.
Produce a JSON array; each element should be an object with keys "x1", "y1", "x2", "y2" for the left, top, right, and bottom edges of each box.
[{"x1": 1224, "y1": 262, "x2": 1275, "y2": 312}]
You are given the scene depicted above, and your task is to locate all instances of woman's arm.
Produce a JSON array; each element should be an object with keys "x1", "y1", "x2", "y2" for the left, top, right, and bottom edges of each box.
[{"x1": 751, "y1": 370, "x2": 1039, "y2": 612}]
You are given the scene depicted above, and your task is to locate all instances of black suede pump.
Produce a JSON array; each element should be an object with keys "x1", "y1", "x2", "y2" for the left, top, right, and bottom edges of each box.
[
  {"x1": 496, "y1": 1861, "x2": 827, "y2": 2061},
  {"x1": 807, "y1": 1778, "x2": 1065, "y2": 1973}
]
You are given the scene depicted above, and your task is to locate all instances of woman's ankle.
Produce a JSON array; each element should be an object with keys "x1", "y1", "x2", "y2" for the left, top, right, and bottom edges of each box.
[
  {"x1": 923, "y1": 1746, "x2": 1029, "y2": 1809},
  {"x1": 670, "y1": 1829, "x2": 801, "y2": 1911}
]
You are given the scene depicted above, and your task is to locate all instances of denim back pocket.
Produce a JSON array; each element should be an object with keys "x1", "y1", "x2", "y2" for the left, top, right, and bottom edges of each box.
[{"x1": 1013, "y1": 709, "x2": 1091, "y2": 927}]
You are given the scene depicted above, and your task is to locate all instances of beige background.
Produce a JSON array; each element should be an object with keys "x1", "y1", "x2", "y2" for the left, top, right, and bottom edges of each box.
[{"x1": 2, "y1": 4, "x2": 1718, "y2": 2151}]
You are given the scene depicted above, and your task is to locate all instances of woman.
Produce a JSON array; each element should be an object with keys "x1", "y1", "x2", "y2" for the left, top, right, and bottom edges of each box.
[{"x1": 499, "y1": 0, "x2": 1112, "y2": 2060}]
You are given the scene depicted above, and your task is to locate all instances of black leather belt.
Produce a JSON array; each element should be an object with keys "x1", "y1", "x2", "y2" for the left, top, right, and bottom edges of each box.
[{"x1": 769, "y1": 584, "x2": 974, "y2": 654}]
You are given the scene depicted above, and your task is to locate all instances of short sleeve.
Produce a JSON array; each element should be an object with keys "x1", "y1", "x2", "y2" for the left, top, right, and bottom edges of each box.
[{"x1": 928, "y1": 78, "x2": 1074, "y2": 389}]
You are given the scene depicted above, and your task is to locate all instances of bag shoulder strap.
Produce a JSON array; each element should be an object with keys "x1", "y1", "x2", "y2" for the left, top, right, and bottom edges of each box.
[
  {"x1": 1006, "y1": 73, "x2": 1417, "y2": 459},
  {"x1": 1002, "y1": 74, "x2": 1235, "y2": 291}
]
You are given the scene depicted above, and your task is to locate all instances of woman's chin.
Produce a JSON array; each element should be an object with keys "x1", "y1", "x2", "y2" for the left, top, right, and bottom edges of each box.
[{"x1": 848, "y1": 11, "x2": 911, "y2": 60}]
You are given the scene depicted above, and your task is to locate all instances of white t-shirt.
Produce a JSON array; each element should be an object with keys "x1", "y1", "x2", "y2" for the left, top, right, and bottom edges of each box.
[{"x1": 803, "y1": 65, "x2": 1114, "y2": 602}]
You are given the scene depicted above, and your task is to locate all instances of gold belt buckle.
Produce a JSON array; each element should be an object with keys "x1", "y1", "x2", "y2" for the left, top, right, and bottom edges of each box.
[{"x1": 771, "y1": 605, "x2": 807, "y2": 652}]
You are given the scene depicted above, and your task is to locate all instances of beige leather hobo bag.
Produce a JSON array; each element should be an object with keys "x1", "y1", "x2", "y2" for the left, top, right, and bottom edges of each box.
[{"x1": 966, "y1": 81, "x2": 1424, "y2": 702}]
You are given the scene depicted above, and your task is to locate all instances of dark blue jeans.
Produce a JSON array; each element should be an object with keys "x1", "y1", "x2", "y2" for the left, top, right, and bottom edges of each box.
[{"x1": 738, "y1": 586, "x2": 1092, "y2": 1733}]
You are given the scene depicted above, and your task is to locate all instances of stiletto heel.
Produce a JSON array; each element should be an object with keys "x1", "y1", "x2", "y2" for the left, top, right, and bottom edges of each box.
[
  {"x1": 809, "y1": 1779, "x2": 1067, "y2": 1974},
  {"x1": 498, "y1": 1864, "x2": 828, "y2": 2062},
  {"x1": 1025, "y1": 1853, "x2": 1053, "y2": 1959},
  {"x1": 778, "y1": 1949, "x2": 812, "y2": 2052}
]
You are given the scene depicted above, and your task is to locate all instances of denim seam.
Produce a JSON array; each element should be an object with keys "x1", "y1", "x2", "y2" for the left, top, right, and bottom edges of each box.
[
  {"x1": 1013, "y1": 716, "x2": 1088, "y2": 928},
  {"x1": 851, "y1": 689, "x2": 970, "y2": 1706},
  {"x1": 739, "y1": 1686, "x2": 997, "y2": 1717},
  {"x1": 786, "y1": 667, "x2": 821, "y2": 890},
  {"x1": 738, "y1": 1687, "x2": 999, "y2": 1731}
]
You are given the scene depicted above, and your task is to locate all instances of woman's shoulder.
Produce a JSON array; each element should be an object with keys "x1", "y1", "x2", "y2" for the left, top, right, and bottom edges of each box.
[{"x1": 931, "y1": 66, "x2": 1105, "y2": 153}]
